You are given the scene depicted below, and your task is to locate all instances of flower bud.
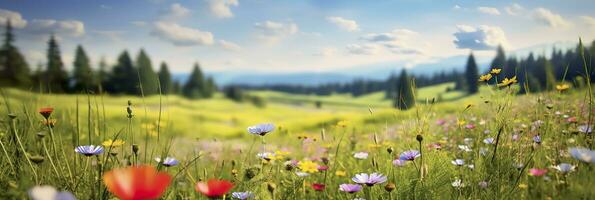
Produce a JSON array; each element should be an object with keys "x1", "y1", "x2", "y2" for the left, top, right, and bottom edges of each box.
[
  {"x1": 416, "y1": 134, "x2": 423, "y2": 142},
  {"x1": 36, "y1": 132, "x2": 46, "y2": 139},
  {"x1": 384, "y1": 182, "x2": 396, "y2": 192},
  {"x1": 132, "y1": 144, "x2": 139, "y2": 154},
  {"x1": 7, "y1": 113, "x2": 16, "y2": 119},
  {"x1": 29, "y1": 155, "x2": 45, "y2": 164},
  {"x1": 387, "y1": 147, "x2": 394, "y2": 154},
  {"x1": 267, "y1": 182, "x2": 277, "y2": 193}
]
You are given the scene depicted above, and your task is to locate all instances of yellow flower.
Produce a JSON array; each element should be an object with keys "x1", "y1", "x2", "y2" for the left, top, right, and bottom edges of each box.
[
  {"x1": 457, "y1": 120, "x2": 466, "y2": 126},
  {"x1": 335, "y1": 170, "x2": 347, "y2": 177},
  {"x1": 518, "y1": 183, "x2": 528, "y2": 189},
  {"x1": 368, "y1": 143, "x2": 382, "y2": 149},
  {"x1": 478, "y1": 74, "x2": 492, "y2": 82},
  {"x1": 102, "y1": 139, "x2": 125, "y2": 147},
  {"x1": 497, "y1": 76, "x2": 518, "y2": 87},
  {"x1": 336, "y1": 120, "x2": 350, "y2": 128},
  {"x1": 273, "y1": 150, "x2": 290, "y2": 160},
  {"x1": 556, "y1": 83, "x2": 570, "y2": 92},
  {"x1": 298, "y1": 160, "x2": 319, "y2": 173},
  {"x1": 490, "y1": 68, "x2": 502, "y2": 74}
]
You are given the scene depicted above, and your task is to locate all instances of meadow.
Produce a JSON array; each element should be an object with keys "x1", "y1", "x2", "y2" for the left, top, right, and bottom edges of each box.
[{"x1": 0, "y1": 81, "x2": 593, "y2": 199}]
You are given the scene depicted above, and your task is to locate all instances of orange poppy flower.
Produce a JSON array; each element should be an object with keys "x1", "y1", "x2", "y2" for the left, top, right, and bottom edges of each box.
[
  {"x1": 103, "y1": 165, "x2": 172, "y2": 200},
  {"x1": 39, "y1": 107, "x2": 54, "y2": 119},
  {"x1": 195, "y1": 179, "x2": 234, "y2": 198}
]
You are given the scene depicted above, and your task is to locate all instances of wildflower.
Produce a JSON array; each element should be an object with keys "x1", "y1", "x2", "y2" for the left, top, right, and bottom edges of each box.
[
  {"x1": 384, "y1": 183, "x2": 396, "y2": 192},
  {"x1": 436, "y1": 119, "x2": 446, "y2": 125},
  {"x1": 490, "y1": 68, "x2": 501, "y2": 74},
  {"x1": 566, "y1": 116, "x2": 577, "y2": 123},
  {"x1": 74, "y1": 145, "x2": 104, "y2": 156},
  {"x1": 298, "y1": 160, "x2": 319, "y2": 173},
  {"x1": 257, "y1": 152, "x2": 275, "y2": 161},
  {"x1": 451, "y1": 179, "x2": 464, "y2": 188},
  {"x1": 295, "y1": 171, "x2": 309, "y2": 177},
  {"x1": 42, "y1": 119, "x2": 57, "y2": 127},
  {"x1": 568, "y1": 147, "x2": 595, "y2": 164},
  {"x1": 483, "y1": 137, "x2": 495, "y2": 144},
  {"x1": 578, "y1": 125, "x2": 593, "y2": 134},
  {"x1": 497, "y1": 76, "x2": 517, "y2": 87},
  {"x1": 451, "y1": 159, "x2": 465, "y2": 166},
  {"x1": 247, "y1": 123, "x2": 275, "y2": 136},
  {"x1": 478, "y1": 181, "x2": 489, "y2": 189},
  {"x1": 353, "y1": 152, "x2": 369, "y2": 160},
  {"x1": 551, "y1": 163, "x2": 575, "y2": 174},
  {"x1": 318, "y1": 165, "x2": 329, "y2": 171},
  {"x1": 311, "y1": 183, "x2": 325, "y2": 191},
  {"x1": 512, "y1": 134, "x2": 519, "y2": 141},
  {"x1": 518, "y1": 184, "x2": 528, "y2": 189},
  {"x1": 351, "y1": 173, "x2": 387, "y2": 186},
  {"x1": 28, "y1": 185, "x2": 76, "y2": 200},
  {"x1": 232, "y1": 191, "x2": 254, "y2": 199},
  {"x1": 38, "y1": 107, "x2": 54, "y2": 119},
  {"x1": 336, "y1": 120, "x2": 350, "y2": 127},
  {"x1": 339, "y1": 184, "x2": 363, "y2": 193},
  {"x1": 458, "y1": 145, "x2": 472, "y2": 152},
  {"x1": 195, "y1": 179, "x2": 234, "y2": 198},
  {"x1": 528, "y1": 168, "x2": 548, "y2": 176},
  {"x1": 273, "y1": 150, "x2": 290, "y2": 160},
  {"x1": 399, "y1": 150, "x2": 420, "y2": 161},
  {"x1": 479, "y1": 74, "x2": 492, "y2": 82},
  {"x1": 467, "y1": 164, "x2": 475, "y2": 169},
  {"x1": 155, "y1": 157, "x2": 179, "y2": 167},
  {"x1": 102, "y1": 139, "x2": 125, "y2": 147},
  {"x1": 463, "y1": 138, "x2": 473, "y2": 144},
  {"x1": 533, "y1": 135, "x2": 542, "y2": 144},
  {"x1": 465, "y1": 124, "x2": 475, "y2": 129},
  {"x1": 556, "y1": 83, "x2": 570, "y2": 92},
  {"x1": 103, "y1": 165, "x2": 172, "y2": 200},
  {"x1": 335, "y1": 170, "x2": 347, "y2": 177},
  {"x1": 479, "y1": 147, "x2": 488, "y2": 156},
  {"x1": 392, "y1": 159, "x2": 406, "y2": 167}
]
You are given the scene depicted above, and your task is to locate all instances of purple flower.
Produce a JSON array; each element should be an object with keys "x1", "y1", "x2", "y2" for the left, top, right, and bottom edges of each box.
[
  {"x1": 155, "y1": 157, "x2": 179, "y2": 167},
  {"x1": 578, "y1": 125, "x2": 593, "y2": 134},
  {"x1": 247, "y1": 123, "x2": 275, "y2": 136},
  {"x1": 74, "y1": 145, "x2": 103, "y2": 156},
  {"x1": 352, "y1": 173, "x2": 387, "y2": 186},
  {"x1": 339, "y1": 184, "x2": 363, "y2": 193},
  {"x1": 552, "y1": 163, "x2": 575, "y2": 174},
  {"x1": 232, "y1": 191, "x2": 254, "y2": 199},
  {"x1": 511, "y1": 134, "x2": 519, "y2": 141},
  {"x1": 568, "y1": 147, "x2": 595, "y2": 164},
  {"x1": 353, "y1": 152, "x2": 369, "y2": 159},
  {"x1": 399, "y1": 150, "x2": 420, "y2": 161},
  {"x1": 29, "y1": 185, "x2": 76, "y2": 200},
  {"x1": 392, "y1": 159, "x2": 406, "y2": 167},
  {"x1": 483, "y1": 137, "x2": 495, "y2": 144},
  {"x1": 451, "y1": 159, "x2": 465, "y2": 166},
  {"x1": 533, "y1": 135, "x2": 541, "y2": 144}
]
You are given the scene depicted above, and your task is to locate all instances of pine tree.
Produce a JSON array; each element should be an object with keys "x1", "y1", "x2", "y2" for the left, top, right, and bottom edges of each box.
[
  {"x1": 158, "y1": 62, "x2": 173, "y2": 95},
  {"x1": 97, "y1": 57, "x2": 108, "y2": 90},
  {"x1": 203, "y1": 76, "x2": 216, "y2": 98},
  {"x1": 136, "y1": 49, "x2": 159, "y2": 95},
  {"x1": 489, "y1": 45, "x2": 506, "y2": 82},
  {"x1": 106, "y1": 51, "x2": 138, "y2": 94},
  {"x1": 183, "y1": 63, "x2": 206, "y2": 99},
  {"x1": 0, "y1": 20, "x2": 31, "y2": 87},
  {"x1": 464, "y1": 53, "x2": 479, "y2": 94},
  {"x1": 72, "y1": 45, "x2": 95, "y2": 92},
  {"x1": 393, "y1": 69, "x2": 415, "y2": 110},
  {"x1": 45, "y1": 35, "x2": 69, "y2": 93}
]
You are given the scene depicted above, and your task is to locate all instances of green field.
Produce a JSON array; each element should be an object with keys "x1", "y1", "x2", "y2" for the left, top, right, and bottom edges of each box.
[{"x1": 0, "y1": 83, "x2": 594, "y2": 199}]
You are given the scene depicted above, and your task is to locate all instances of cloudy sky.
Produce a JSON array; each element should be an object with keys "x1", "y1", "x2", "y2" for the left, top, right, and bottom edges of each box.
[{"x1": 0, "y1": 0, "x2": 594, "y2": 73}]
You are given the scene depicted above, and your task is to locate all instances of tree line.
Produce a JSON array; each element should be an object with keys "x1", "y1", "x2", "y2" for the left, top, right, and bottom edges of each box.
[{"x1": 0, "y1": 21, "x2": 216, "y2": 99}]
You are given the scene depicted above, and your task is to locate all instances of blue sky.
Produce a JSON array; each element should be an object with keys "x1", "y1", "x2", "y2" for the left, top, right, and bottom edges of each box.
[{"x1": 0, "y1": 0, "x2": 593, "y2": 73}]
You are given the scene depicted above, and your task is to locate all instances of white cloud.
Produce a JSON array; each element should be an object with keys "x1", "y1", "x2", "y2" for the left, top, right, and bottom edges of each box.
[
  {"x1": 477, "y1": 7, "x2": 500, "y2": 15},
  {"x1": 27, "y1": 19, "x2": 85, "y2": 37},
  {"x1": 151, "y1": 21, "x2": 214, "y2": 46},
  {"x1": 532, "y1": 8, "x2": 570, "y2": 28},
  {"x1": 313, "y1": 47, "x2": 337, "y2": 57},
  {"x1": 25, "y1": 50, "x2": 44, "y2": 65},
  {"x1": 505, "y1": 3, "x2": 524, "y2": 16},
  {"x1": 453, "y1": 5, "x2": 461, "y2": 10},
  {"x1": 0, "y1": 9, "x2": 27, "y2": 28},
  {"x1": 254, "y1": 20, "x2": 298, "y2": 43},
  {"x1": 453, "y1": 25, "x2": 508, "y2": 50},
  {"x1": 206, "y1": 0, "x2": 239, "y2": 18},
  {"x1": 359, "y1": 29, "x2": 423, "y2": 55},
  {"x1": 160, "y1": 3, "x2": 191, "y2": 21},
  {"x1": 346, "y1": 44, "x2": 381, "y2": 55},
  {"x1": 326, "y1": 16, "x2": 359, "y2": 32},
  {"x1": 582, "y1": 16, "x2": 595, "y2": 30},
  {"x1": 218, "y1": 40, "x2": 241, "y2": 51},
  {"x1": 92, "y1": 30, "x2": 125, "y2": 42}
]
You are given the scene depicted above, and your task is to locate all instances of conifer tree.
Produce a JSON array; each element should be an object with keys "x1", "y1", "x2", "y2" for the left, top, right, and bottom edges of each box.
[
  {"x1": 158, "y1": 62, "x2": 173, "y2": 95},
  {"x1": 72, "y1": 45, "x2": 95, "y2": 92},
  {"x1": 393, "y1": 69, "x2": 415, "y2": 110},
  {"x1": 136, "y1": 49, "x2": 159, "y2": 95},
  {"x1": 0, "y1": 20, "x2": 31, "y2": 87},
  {"x1": 45, "y1": 35, "x2": 69, "y2": 93},
  {"x1": 97, "y1": 57, "x2": 108, "y2": 90},
  {"x1": 106, "y1": 51, "x2": 137, "y2": 94},
  {"x1": 489, "y1": 45, "x2": 506, "y2": 82},
  {"x1": 183, "y1": 63, "x2": 206, "y2": 99},
  {"x1": 464, "y1": 53, "x2": 479, "y2": 94}
]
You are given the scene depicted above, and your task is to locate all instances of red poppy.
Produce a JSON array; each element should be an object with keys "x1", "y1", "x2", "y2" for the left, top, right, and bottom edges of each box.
[
  {"x1": 103, "y1": 165, "x2": 172, "y2": 200},
  {"x1": 195, "y1": 179, "x2": 234, "y2": 198},
  {"x1": 311, "y1": 183, "x2": 325, "y2": 191},
  {"x1": 39, "y1": 107, "x2": 54, "y2": 119}
]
